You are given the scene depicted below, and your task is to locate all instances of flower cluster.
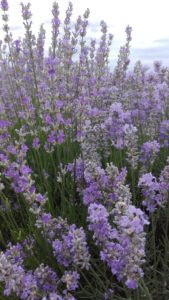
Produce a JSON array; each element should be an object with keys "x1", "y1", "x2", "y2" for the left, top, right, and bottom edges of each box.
[
  {"x1": 68, "y1": 125, "x2": 149, "y2": 288},
  {"x1": 140, "y1": 140, "x2": 160, "y2": 168},
  {"x1": 0, "y1": 243, "x2": 79, "y2": 299},
  {"x1": 138, "y1": 173, "x2": 168, "y2": 212},
  {"x1": 87, "y1": 200, "x2": 148, "y2": 289},
  {"x1": 36, "y1": 214, "x2": 90, "y2": 270}
]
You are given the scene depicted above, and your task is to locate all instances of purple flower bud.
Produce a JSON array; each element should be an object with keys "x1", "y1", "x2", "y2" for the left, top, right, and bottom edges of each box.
[{"x1": 1, "y1": 0, "x2": 8, "y2": 11}]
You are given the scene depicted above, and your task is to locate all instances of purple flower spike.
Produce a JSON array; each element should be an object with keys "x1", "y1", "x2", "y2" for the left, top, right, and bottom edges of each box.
[{"x1": 1, "y1": 0, "x2": 8, "y2": 11}]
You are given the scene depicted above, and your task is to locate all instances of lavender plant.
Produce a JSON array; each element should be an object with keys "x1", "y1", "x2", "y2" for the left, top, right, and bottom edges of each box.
[{"x1": 0, "y1": 1, "x2": 169, "y2": 299}]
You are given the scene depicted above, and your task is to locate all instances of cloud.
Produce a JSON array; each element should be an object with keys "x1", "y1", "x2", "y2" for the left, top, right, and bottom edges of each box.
[
  {"x1": 131, "y1": 45, "x2": 169, "y2": 59},
  {"x1": 153, "y1": 38, "x2": 169, "y2": 45},
  {"x1": 130, "y1": 45, "x2": 169, "y2": 67},
  {"x1": 11, "y1": 25, "x2": 22, "y2": 31}
]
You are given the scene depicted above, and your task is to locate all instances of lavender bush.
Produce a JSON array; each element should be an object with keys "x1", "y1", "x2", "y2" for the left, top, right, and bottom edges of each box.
[{"x1": 0, "y1": 1, "x2": 169, "y2": 299}]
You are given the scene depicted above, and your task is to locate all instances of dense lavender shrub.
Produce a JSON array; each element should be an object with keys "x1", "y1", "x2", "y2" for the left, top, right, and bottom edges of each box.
[{"x1": 0, "y1": 1, "x2": 169, "y2": 299}]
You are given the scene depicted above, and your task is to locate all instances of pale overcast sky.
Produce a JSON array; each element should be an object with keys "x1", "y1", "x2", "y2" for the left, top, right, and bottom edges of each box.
[{"x1": 1, "y1": 0, "x2": 169, "y2": 67}]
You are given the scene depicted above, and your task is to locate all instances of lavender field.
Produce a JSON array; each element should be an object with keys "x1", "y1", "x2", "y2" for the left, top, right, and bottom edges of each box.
[{"x1": 0, "y1": 1, "x2": 169, "y2": 299}]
